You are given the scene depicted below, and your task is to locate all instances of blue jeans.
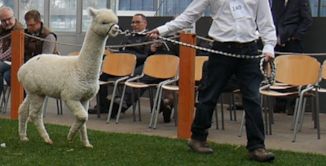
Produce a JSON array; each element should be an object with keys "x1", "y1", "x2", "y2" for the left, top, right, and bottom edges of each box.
[
  {"x1": 0, "y1": 61, "x2": 11, "y2": 95},
  {"x1": 191, "y1": 41, "x2": 265, "y2": 151}
]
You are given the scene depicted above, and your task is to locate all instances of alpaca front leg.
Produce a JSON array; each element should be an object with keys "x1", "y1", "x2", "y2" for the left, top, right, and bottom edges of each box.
[
  {"x1": 80, "y1": 124, "x2": 93, "y2": 148},
  {"x1": 19, "y1": 97, "x2": 31, "y2": 142},
  {"x1": 65, "y1": 100, "x2": 88, "y2": 146},
  {"x1": 29, "y1": 95, "x2": 53, "y2": 144},
  {"x1": 80, "y1": 100, "x2": 93, "y2": 148}
]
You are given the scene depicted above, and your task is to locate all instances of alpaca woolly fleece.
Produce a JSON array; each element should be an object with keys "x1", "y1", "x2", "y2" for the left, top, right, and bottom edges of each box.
[{"x1": 17, "y1": 7, "x2": 119, "y2": 148}]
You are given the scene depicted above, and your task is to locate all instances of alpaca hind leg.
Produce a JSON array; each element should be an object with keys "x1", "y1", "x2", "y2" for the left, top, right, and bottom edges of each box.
[
  {"x1": 79, "y1": 100, "x2": 93, "y2": 148},
  {"x1": 19, "y1": 96, "x2": 31, "y2": 141},
  {"x1": 65, "y1": 100, "x2": 88, "y2": 145},
  {"x1": 29, "y1": 95, "x2": 53, "y2": 144}
]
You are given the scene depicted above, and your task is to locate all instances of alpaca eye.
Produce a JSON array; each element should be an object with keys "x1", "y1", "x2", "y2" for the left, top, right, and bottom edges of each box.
[{"x1": 102, "y1": 22, "x2": 109, "y2": 25}]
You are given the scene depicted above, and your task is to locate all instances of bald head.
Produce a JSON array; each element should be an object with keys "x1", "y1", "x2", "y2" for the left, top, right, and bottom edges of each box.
[{"x1": 0, "y1": 7, "x2": 16, "y2": 30}]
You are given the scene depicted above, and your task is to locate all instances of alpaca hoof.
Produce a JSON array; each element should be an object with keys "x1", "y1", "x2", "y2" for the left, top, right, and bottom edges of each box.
[
  {"x1": 82, "y1": 141, "x2": 93, "y2": 148},
  {"x1": 46, "y1": 139, "x2": 53, "y2": 145},
  {"x1": 85, "y1": 144, "x2": 93, "y2": 148},
  {"x1": 20, "y1": 137, "x2": 29, "y2": 142}
]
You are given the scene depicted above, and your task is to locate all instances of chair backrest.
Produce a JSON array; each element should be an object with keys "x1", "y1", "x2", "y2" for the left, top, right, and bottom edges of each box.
[
  {"x1": 102, "y1": 53, "x2": 137, "y2": 77},
  {"x1": 195, "y1": 56, "x2": 209, "y2": 81},
  {"x1": 143, "y1": 55, "x2": 179, "y2": 79},
  {"x1": 68, "y1": 49, "x2": 112, "y2": 56},
  {"x1": 68, "y1": 51, "x2": 80, "y2": 56},
  {"x1": 275, "y1": 55, "x2": 320, "y2": 86}
]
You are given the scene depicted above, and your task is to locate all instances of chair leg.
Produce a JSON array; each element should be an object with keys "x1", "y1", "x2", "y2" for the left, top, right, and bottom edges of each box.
[
  {"x1": 220, "y1": 96, "x2": 225, "y2": 130},
  {"x1": 137, "y1": 88, "x2": 141, "y2": 121},
  {"x1": 267, "y1": 95, "x2": 273, "y2": 135},
  {"x1": 153, "y1": 87, "x2": 164, "y2": 129},
  {"x1": 3, "y1": 86, "x2": 10, "y2": 113},
  {"x1": 149, "y1": 85, "x2": 162, "y2": 128},
  {"x1": 116, "y1": 85, "x2": 128, "y2": 124},
  {"x1": 238, "y1": 111, "x2": 245, "y2": 137},
  {"x1": 292, "y1": 94, "x2": 305, "y2": 142},
  {"x1": 291, "y1": 98, "x2": 300, "y2": 131},
  {"x1": 107, "y1": 82, "x2": 118, "y2": 123},
  {"x1": 315, "y1": 91, "x2": 321, "y2": 139},
  {"x1": 231, "y1": 93, "x2": 237, "y2": 121},
  {"x1": 298, "y1": 98, "x2": 307, "y2": 132},
  {"x1": 56, "y1": 99, "x2": 63, "y2": 115},
  {"x1": 173, "y1": 90, "x2": 178, "y2": 126},
  {"x1": 96, "y1": 93, "x2": 101, "y2": 118}
]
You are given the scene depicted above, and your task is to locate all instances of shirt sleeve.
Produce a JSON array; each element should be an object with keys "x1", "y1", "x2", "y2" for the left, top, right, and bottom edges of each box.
[
  {"x1": 157, "y1": 0, "x2": 209, "y2": 36},
  {"x1": 256, "y1": 0, "x2": 277, "y2": 56},
  {"x1": 42, "y1": 34, "x2": 56, "y2": 54}
]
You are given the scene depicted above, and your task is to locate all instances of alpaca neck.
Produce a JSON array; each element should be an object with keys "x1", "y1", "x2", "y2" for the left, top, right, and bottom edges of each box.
[{"x1": 77, "y1": 28, "x2": 108, "y2": 80}]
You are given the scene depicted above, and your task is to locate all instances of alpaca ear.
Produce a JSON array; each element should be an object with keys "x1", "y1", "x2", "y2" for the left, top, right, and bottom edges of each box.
[{"x1": 88, "y1": 7, "x2": 97, "y2": 17}]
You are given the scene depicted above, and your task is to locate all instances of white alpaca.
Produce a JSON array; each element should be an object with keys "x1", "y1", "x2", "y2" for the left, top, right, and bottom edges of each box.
[{"x1": 17, "y1": 8, "x2": 119, "y2": 148}]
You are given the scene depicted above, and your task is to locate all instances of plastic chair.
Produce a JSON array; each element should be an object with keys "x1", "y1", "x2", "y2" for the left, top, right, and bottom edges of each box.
[
  {"x1": 239, "y1": 55, "x2": 314, "y2": 136},
  {"x1": 97, "y1": 53, "x2": 137, "y2": 123},
  {"x1": 149, "y1": 56, "x2": 208, "y2": 129},
  {"x1": 116, "y1": 54, "x2": 180, "y2": 124},
  {"x1": 260, "y1": 55, "x2": 320, "y2": 142}
]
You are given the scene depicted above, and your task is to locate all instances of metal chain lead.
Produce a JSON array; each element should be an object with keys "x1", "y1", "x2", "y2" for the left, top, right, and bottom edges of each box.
[{"x1": 129, "y1": 31, "x2": 276, "y2": 85}]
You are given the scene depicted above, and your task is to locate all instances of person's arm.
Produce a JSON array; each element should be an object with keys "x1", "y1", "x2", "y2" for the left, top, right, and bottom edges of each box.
[
  {"x1": 293, "y1": 0, "x2": 313, "y2": 41},
  {"x1": 256, "y1": 0, "x2": 277, "y2": 61},
  {"x1": 42, "y1": 34, "x2": 56, "y2": 54},
  {"x1": 156, "y1": 0, "x2": 209, "y2": 36}
]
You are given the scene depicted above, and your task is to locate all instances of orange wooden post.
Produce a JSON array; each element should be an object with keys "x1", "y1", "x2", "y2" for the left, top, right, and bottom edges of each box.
[
  {"x1": 11, "y1": 30, "x2": 24, "y2": 119},
  {"x1": 177, "y1": 33, "x2": 196, "y2": 139}
]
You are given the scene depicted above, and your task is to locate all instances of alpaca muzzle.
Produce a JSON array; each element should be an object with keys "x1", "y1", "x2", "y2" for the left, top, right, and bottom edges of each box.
[{"x1": 108, "y1": 24, "x2": 119, "y2": 37}]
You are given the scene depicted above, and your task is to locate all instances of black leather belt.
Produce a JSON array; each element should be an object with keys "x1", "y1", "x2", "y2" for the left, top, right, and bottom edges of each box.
[{"x1": 215, "y1": 40, "x2": 256, "y2": 48}]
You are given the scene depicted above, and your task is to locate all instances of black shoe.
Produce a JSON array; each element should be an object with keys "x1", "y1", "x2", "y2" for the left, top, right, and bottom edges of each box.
[
  {"x1": 162, "y1": 105, "x2": 172, "y2": 123},
  {"x1": 88, "y1": 106, "x2": 108, "y2": 114}
]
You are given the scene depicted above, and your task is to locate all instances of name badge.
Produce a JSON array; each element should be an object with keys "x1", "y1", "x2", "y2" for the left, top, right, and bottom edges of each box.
[{"x1": 229, "y1": 0, "x2": 247, "y2": 20}]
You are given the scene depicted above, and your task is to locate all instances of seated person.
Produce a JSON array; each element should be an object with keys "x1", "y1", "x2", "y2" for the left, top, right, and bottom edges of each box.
[
  {"x1": 1, "y1": 9, "x2": 58, "y2": 93},
  {"x1": 88, "y1": 13, "x2": 151, "y2": 114},
  {"x1": 24, "y1": 10, "x2": 59, "y2": 62},
  {"x1": 0, "y1": 7, "x2": 25, "y2": 97}
]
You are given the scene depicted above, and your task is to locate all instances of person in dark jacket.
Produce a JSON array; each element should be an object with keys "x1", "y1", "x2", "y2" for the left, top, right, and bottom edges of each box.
[{"x1": 272, "y1": 0, "x2": 313, "y2": 115}]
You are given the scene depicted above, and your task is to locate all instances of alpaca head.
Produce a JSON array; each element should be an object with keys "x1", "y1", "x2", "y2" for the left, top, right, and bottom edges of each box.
[{"x1": 88, "y1": 7, "x2": 119, "y2": 37}]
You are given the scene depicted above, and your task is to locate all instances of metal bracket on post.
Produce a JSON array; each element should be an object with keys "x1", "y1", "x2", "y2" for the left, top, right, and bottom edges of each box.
[
  {"x1": 177, "y1": 32, "x2": 196, "y2": 139},
  {"x1": 11, "y1": 30, "x2": 24, "y2": 119}
]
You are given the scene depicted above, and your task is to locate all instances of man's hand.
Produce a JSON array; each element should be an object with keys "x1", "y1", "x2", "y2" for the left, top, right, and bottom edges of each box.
[
  {"x1": 264, "y1": 52, "x2": 274, "y2": 62},
  {"x1": 147, "y1": 29, "x2": 159, "y2": 39}
]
